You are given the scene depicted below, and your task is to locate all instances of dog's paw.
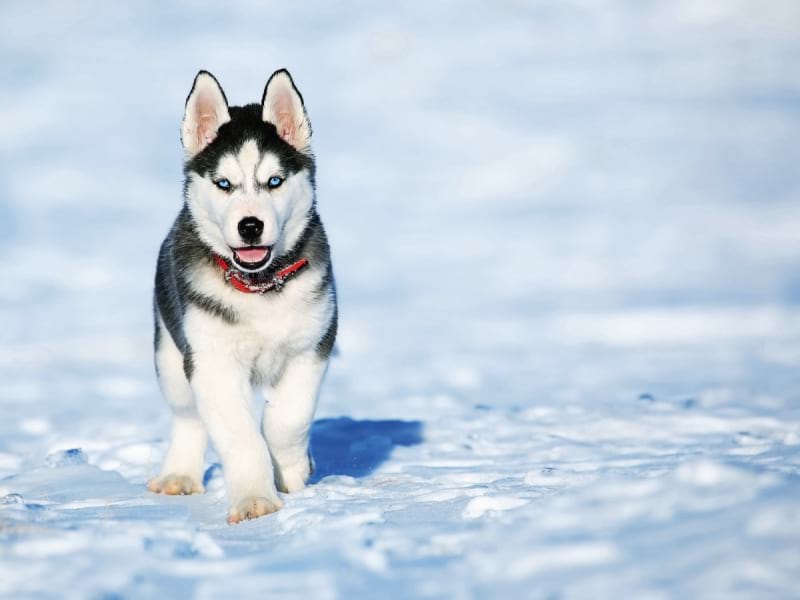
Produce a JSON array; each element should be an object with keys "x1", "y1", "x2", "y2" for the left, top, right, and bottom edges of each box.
[
  {"x1": 275, "y1": 457, "x2": 313, "y2": 493},
  {"x1": 147, "y1": 474, "x2": 204, "y2": 495},
  {"x1": 227, "y1": 495, "x2": 283, "y2": 524}
]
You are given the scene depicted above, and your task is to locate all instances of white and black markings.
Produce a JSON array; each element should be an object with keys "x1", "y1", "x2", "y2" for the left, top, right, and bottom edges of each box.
[{"x1": 150, "y1": 69, "x2": 337, "y2": 524}]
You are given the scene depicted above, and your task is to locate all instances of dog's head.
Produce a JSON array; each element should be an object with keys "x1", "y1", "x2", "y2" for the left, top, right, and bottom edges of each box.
[{"x1": 181, "y1": 70, "x2": 315, "y2": 272}]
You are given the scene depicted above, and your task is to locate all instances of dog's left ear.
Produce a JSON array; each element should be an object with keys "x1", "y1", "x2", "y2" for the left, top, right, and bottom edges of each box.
[{"x1": 262, "y1": 69, "x2": 312, "y2": 152}]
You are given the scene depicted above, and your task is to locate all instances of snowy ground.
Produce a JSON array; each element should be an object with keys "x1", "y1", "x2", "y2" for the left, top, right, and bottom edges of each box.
[{"x1": 2, "y1": 1, "x2": 800, "y2": 598}]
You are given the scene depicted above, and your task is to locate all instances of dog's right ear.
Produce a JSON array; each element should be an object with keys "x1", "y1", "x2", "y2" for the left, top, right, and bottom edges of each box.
[{"x1": 181, "y1": 71, "x2": 230, "y2": 157}]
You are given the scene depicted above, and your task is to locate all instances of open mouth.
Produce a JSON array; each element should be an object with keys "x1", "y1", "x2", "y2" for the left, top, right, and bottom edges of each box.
[{"x1": 232, "y1": 246, "x2": 272, "y2": 270}]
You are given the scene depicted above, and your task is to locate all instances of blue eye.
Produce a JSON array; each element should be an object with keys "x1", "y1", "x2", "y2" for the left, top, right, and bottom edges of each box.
[
  {"x1": 267, "y1": 176, "x2": 284, "y2": 189},
  {"x1": 214, "y1": 178, "x2": 231, "y2": 191}
]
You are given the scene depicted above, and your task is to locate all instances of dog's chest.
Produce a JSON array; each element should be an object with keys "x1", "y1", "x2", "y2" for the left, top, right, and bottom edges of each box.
[
  {"x1": 227, "y1": 278, "x2": 327, "y2": 383},
  {"x1": 239, "y1": 300, "x2": 299, "y2": 379},
  {"x1": 187, "y1": 263, "x2": 330, "y2": 383}
]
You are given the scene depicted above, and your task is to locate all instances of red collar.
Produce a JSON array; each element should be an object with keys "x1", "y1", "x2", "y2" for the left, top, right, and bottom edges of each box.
[{"x1": 214, "y1": 255, "x2": 309, "y2": 294}]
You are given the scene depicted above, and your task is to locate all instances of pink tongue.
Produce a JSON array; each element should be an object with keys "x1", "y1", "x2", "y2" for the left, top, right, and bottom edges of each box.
[{"x1": 235, "y1": 247, "x2": 269, "y2": 263}]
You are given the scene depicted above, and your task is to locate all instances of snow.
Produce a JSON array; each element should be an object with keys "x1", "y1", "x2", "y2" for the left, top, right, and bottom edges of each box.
[{"x1": 1, "y1": 1, "x2": 800, "y2": 597}]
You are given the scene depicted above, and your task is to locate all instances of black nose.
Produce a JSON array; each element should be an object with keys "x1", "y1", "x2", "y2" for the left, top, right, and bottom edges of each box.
[{"x1": 237, "y1": 217, "x2": 264, "y2": 243}]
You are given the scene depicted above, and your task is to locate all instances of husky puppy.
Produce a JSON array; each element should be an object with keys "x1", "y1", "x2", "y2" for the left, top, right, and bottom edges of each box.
[{"x1": 148, "y1": 70, "x2": 337, "y2": 524}]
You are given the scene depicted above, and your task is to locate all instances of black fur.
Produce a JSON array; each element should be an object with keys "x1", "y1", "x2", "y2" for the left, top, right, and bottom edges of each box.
[
  {"x1": 185, "y1": 104, "x2": 315, "y2": 188},
  {"x1": 183, "y1": 350, "x2": 194, "y2": 381},
  {"x1": 316, "y1": 301, "x2": 338, "y2": 360}
]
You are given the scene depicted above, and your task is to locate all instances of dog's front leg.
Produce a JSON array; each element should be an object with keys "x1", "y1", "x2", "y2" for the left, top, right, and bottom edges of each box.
[
  {"x1": 262, "y1": 352, "x2": 328, "y2": 493},
  {"x1": 148, "y1": 314, "x2": 207, "y2": 496},
  {"x1": 191, "y1": 354, "x2": 283, "y2": 523},
  {"x1": 187, "y1": 314, "x2": 282, "y2": 524}
]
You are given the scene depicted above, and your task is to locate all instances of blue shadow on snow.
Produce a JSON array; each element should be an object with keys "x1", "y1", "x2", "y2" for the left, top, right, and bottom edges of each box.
[{"x1": 309, "y1": 417, "x2": 423, "y2": 482}]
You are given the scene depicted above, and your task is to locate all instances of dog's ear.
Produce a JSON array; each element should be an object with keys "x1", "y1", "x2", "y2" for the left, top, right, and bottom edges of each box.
[
  {"x1": 181, "y1": 71, "x2": 230, "y2": 157},
  {"x1": 262, "y1": 69, "x2": 312, "y2": 152}
]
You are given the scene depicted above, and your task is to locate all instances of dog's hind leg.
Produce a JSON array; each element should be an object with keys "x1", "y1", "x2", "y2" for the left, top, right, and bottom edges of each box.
[
  {"x1": 148, "y1": 315, "x2": 207, "y2": 495},
  {"x1": 261, "y1": 352, "x2": 328, "y2": 493}
]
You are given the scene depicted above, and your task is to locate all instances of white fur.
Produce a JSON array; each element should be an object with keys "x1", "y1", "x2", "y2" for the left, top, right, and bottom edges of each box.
[
  {"x1": 261, "y1": 352, "x2": 328, "y2": 492},
  {"x1": 151, "y1": 314, "x2": 208, "y2": 493},
  {"x1": 184, "y1": 305, "x2": 279, "y2": 506},
  {"x1": 179, "y1": 257, "x2": 333, "y2": 518},
  {"x1": 185, "y1": 141, "x2": 314, "y2": 273}
]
